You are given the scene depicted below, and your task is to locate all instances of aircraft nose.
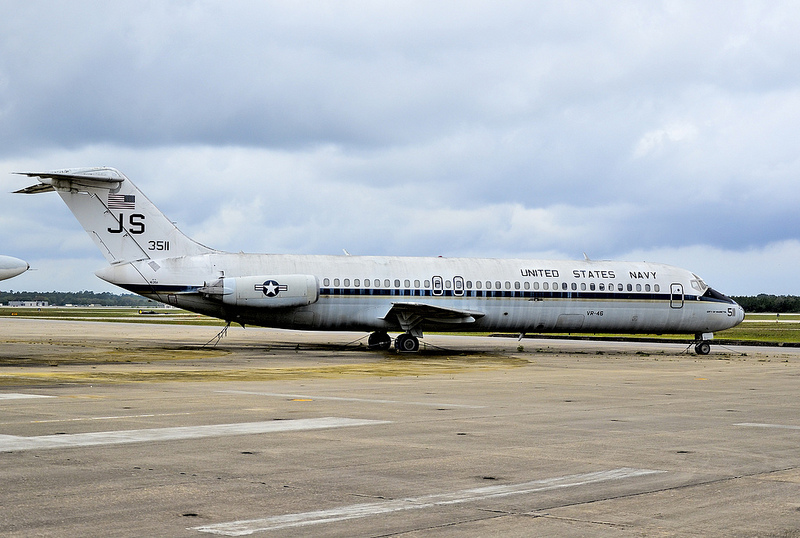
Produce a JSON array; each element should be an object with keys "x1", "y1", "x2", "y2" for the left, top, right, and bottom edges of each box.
[{"x1": 735, "y1": 303, "x2": 745, "y2": 325}]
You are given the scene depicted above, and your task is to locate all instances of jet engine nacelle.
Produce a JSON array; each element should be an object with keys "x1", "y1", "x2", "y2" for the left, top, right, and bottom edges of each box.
[{"x1": 219, "y1": 274, "x2": 319, "y2": 308}]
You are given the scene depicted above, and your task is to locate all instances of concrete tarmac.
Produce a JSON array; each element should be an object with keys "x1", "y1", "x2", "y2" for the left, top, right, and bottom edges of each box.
[{"x1": 2, "y1": 318, "x2": 800, "y2": 537}]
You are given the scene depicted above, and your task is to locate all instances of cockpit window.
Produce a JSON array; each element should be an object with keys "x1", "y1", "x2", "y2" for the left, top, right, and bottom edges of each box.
[
  {"x1": 702, "y1": 287, "x2": 734, "y2": 303},
  {"x1": 690, "y1": 274, "x2": 708, "y2": 293}
]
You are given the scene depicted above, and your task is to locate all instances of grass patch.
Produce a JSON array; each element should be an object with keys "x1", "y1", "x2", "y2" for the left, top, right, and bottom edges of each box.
[
  {"x1": 0, "y1": 306, "x2": 226, "y2": 326},
  {"x1": 0, "y1": 355, "x2": 528, "y2": 385}
]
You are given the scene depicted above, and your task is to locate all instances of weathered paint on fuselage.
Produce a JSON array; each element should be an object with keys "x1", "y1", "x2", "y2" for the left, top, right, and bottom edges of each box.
[{"x1": 96, "y1": 253, "x2": 744, "y2": 336}]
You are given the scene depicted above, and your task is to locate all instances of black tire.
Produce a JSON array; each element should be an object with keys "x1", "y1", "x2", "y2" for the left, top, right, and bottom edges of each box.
[
  {"x1": 695, "y1": 341, "x2": 711, "y2": 355},
  {"x1": 395, "y1": 333, "x2": 420, "y2": 353},
  {"x1": 368, "y1": 331, "x2": 391, "y2": 350}
]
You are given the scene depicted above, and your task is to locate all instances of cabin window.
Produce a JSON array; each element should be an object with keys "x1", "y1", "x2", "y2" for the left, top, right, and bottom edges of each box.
[
  {"x1": 599, "y1": 283, "x2": 604, "y2": 291},
  {"x1": 580, "y1": 283, "x2": 586, "y2": 291},
  {"x1": 475, "y1": 280, "x2": 482, "y2": 289},
  {"x1": 618, "y1": 283, "x2": 624, "y2": 291},
  {"x1": 343, "y1": 278, "x2": 350, "y2": 287},
  {"x1": 626, "y1": 283, "x2": 632, "y2": 291},
  {"x1": 486, "y1": 281, "x2": 492, "y2": 289},
  {"x1": 645, "y1": 284, "x2": 650, "y2": 292},
  {"x1": 354, "y1": 279, "x2": 360, "y2": 287},
  {"x1": 552, "y1": 282, "x2": 558, "y2": 290},
  {"x1": 533, "y1": 282, "x2": 539, "y2": 290},
  {"x1": 414, "y1": 279, "x2": 420, "y2": 288},
  {"x1": 636, "y1": 284, "x2": 641, "y2": 292},
  {"x1": 465, "y1": 280, "x2": 472, "y2": 289},
  {"x1": 561, "y1": 282, "x2": 567, "y2": 290},
  {"x1": 590, "y1": 283, "x2": 595, "y2": 291},
  {"x1": 514, "y1": 281, "x2": 521, "y2": 290},
  {"x1": 334, "y1": 278, "x2": 340, "y2": 287},
  {"x1": 323, "y1": 278, "x2": 330, "y2": 286},
  {"x1": 404, "y1": 279, "x2": 410, "y2": 288},
  {"x1": 394, "y1": 279, "x2": 401, "y2": 288},
  {"x1": 572, "y1": 283, "x2": 578, "y2": 291},
  {"x1": 364, "y1": 278, "x2": 370, "y2": 287},
  {"x1": 543, "y1": 282, "x2": 549, "y2": 290},
  {"x1": 524, "y1": 282, "x2": 530, "y2": 290},
  {"x1": 424, "y1": 280, "x2": 430, "y2": 288},
  {"x1": 445, "y1": 280, "x2": 452, "y2": 289},
  {"x1": 495, "y1": 281, "x2": 502, "y2": 289},
  {"x1": 384, "y1": 279, "x2": 390, "y2": 288},
  {"x1": 654, "y1": 284, "x2": 660, "y2": 292}
]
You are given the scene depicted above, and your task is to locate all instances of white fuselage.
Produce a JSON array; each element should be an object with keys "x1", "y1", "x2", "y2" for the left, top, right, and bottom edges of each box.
[{"x1": 96, "y1": 253, "x2": 745, "y2": 336}]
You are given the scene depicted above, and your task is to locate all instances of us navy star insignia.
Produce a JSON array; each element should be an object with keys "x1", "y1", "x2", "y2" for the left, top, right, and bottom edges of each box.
[{"x1": 255, "y1": 279, "x2": 287, "y2": 297}]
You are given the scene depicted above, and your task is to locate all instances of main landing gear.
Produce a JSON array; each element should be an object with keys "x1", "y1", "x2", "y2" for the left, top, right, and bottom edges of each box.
[
  {"x1": 367, "y1": 331, "x2": 392, "y2": 350},
  {"x1": 395, "y1": 333, "x2": 420, "y2": 353},
  {"x1": 367, "y1": 331, "x2": 420, "y2": 353}
]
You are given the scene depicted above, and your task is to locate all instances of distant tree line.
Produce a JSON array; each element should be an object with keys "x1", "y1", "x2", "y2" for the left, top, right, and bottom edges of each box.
[
  {"x1": 0, "y1": 291, "x2": 157, "y2": 307},
  {"x1": 731, "y1": 295, "x2": 800, "y2": 313}
]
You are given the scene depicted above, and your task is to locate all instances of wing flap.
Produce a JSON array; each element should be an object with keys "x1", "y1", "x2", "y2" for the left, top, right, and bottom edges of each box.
[{"x1": 382, "y1": 302, "x2": 485, "y2": 331}]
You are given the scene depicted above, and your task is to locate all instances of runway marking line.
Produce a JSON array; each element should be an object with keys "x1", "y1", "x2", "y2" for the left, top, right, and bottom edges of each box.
[
  {"x1": 217, "y1": 390, "x2": 485, "y2": 409},
  {"x1": 0, "y1": 417, "x2": 389, "y2": 452},
  {"x1": 0, "y1": 393, "x2": 55, "y2": 400},
  {"x1": 192, "y1": 467, "x2": 664, "y2": 535},
  {"x1": 736, "y1": 422, "x2": 800, "y2": 430}
]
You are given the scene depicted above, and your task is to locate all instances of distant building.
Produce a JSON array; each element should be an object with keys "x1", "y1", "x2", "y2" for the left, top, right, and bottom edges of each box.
[{"x1": 8, "y1": 300, "x2": 49, "y2": 307}]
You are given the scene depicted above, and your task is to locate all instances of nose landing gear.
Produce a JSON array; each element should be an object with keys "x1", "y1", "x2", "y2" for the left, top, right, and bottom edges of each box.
[
  {"x1": 694, "y1": 341, "x2": 711, "y2": 355},
  {"x1": 693, "y1": 333, "x2": 713, "y2": 355}
]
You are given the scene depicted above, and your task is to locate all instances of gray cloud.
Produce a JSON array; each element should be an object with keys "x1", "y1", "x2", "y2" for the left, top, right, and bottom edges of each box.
[{"x1": 2, "y1": 1, "x2": 800, "y2": 295}]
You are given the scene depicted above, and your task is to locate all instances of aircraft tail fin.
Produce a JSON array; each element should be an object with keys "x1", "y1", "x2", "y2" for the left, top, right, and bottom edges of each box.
[{"x1": 15, "y1": 167, "x2": 215, "y2": 264}]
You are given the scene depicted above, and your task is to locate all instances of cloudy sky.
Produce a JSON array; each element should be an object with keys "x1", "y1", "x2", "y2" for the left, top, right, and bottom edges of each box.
[{"x1": 1, "y1": 1, "x2": 799, "y2": 295}]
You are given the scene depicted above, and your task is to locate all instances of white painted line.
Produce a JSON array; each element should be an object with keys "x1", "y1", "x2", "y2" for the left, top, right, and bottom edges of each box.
[
  {"x1": 192, "y1": 467, "x2": 664, "y2": 536},
  {"x1": 217, "y1": 390, "x2": 485, "y2": 409},
  {"x1": 735, "y1": 422, "x2": 800, "y2": 430},
  {"x1": 0, "y1": 393, "x2": 55, "y2": 400},
  {"x1": 32, "y1": 412, "x2": 193, "y2": 424},
  {"x1": 0, "y1": 417, "x2": 389, "y2": 452}
]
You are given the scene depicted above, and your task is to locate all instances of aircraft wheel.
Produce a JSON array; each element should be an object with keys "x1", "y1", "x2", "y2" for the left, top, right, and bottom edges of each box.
[
  {"x1": 695, "y1": 341, "x2": 711, "y2": 355},
  {"x1": 368, "y1": 331, "x2": 392, "y2": 350},
  {"x1": 395, "y1": 333, "x2": 420, "y2": 353}
]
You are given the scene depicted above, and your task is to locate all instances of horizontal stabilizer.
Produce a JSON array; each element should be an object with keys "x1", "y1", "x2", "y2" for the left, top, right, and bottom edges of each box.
[
  {"x1": 14, "y1": 183, "x2": 56, "y2": 194},
  {"x1": 14, "y1": 168, "x2": 126, "y2": 192}
]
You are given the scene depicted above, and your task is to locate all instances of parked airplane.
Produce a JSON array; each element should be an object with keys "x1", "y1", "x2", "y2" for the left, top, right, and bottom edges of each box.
[
  {"x1": 0, "y1": 255, "x2": 29, "y2": 281},
  {"x1": 15, "y1": 167, "x2": 744, "y2": 354}
]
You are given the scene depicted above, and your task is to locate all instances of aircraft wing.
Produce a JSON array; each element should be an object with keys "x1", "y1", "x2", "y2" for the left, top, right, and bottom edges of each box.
[{"x1": 382, "y1": 302, "x2": 485, "y2": 331}]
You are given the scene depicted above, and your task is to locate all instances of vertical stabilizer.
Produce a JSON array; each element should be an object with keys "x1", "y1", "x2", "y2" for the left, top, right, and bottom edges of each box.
[{"x1": 15, "y1": 167, "x2": 215, "y2": 264}]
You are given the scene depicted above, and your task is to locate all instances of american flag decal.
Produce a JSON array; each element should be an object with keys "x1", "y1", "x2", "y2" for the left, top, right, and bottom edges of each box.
[{"x1": 108, "y1": 194, "x2": 135, "y2": 210}]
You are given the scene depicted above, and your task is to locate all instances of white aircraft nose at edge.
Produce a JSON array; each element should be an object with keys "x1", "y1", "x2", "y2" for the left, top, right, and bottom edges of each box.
[
  {"x1": 0, "y1": 255, "x2": 29, "y2": 281},
  {"x1": 14, "y1": 167, "x2": 744, "y2": 354}
]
